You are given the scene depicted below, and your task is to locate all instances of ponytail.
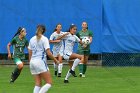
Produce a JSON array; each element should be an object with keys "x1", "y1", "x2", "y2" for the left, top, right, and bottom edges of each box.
[
  {"x1": 36, "y1": 24, "x2": 46, "y2": 36},
  {"x1": 13, "y1": 27, "x2": 23, "y2": 38}
]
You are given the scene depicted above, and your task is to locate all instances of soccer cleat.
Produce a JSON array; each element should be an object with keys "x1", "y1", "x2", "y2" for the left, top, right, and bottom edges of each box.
[
  {"x1": 79, "y1": 73, "x2": 82, "y2": 77},
  {"x1": 69, "y1": 69, "x2": 77, "y2": 77},
  {"x1": 82, "y1": 74, "x2": 85, "y2": 78},
  {"x1": 54, "y1": 71, "x2": 57, "y2": 76},
  {"x1": 58, "y1": 73, "x2": 61, "y2": 77},
  {"x1": 64, "y1": 80, "x2": 69, "y2": 83},
  {"x1": 10, "y1": 79, "x2": 14, "y2": 83},
  {"x1": 10, "y1": 72, "x2": 15, "y2": 83}
]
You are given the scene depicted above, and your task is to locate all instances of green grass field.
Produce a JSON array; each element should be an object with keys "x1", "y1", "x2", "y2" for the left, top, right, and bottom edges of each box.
[{"x1": 0, "y1": 65, "x2": 140, "y2": 93}]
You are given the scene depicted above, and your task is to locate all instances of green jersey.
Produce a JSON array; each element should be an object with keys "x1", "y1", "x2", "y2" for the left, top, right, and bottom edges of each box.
[
  {"x1": 76, "y1": 30, "x2": 93, "y2": 51},
  {"x1": 10, "y1": 36, "x2": 28, "y2": 59}
]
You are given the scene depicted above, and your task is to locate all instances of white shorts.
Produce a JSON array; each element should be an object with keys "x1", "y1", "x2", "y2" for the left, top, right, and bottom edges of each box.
[
  {"x1": 53, "y1": 51, "x2": 63, "y2": 57},
  {"x1": 30, "y1": 59, "x2": 49, "y2": 75},
  {"x1": 63, "y1": 52, "x2": 72, "y2": 60}
]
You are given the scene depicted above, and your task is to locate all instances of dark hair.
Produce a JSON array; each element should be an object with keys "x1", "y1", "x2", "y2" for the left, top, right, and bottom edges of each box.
[
  {"x1": 53, "y1": 23, "x2": 62, "y2": 32},
  {"x1": 13, "y1": 27, "x2": 23, "y2": 38},
  {"x1": 36, "y1": 24, "x2": 46, "y2": 35},
  {"x1": 82, "y1": 21, "x2": 88, "y2": 30},
  {"x1": 67, "y1": 24, "x2": 77, "y2": 32}
]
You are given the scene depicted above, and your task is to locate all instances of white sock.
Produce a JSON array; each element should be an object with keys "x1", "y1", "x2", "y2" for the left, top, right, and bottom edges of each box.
[
  {"x1": 39, "y1": 83, "x2": 51, "y2": 93},
  {"x1": 33, "y1": 86, "x2": 41, "y2": 93},
  {"x1": 71, "y1": 58, "x2": 80, "y2": 71},
  {"x1": 53, "y1": 63, "x2": 58, "y2": 71},
  {"x1": 58, "y1": 63, "x2": 63, "y2": 73},
  {"x1": 65, "y1": 69, "x2": 71, "y2": 80}
]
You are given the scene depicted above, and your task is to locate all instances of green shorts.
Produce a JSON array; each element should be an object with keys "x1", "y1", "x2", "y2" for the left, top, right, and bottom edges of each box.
[
  {"x1": 77, "y1": 50, "x2": 90, "y2": 56},
  {"x1": 13, "y1": 58, "x2": 23, "y2": 65}
]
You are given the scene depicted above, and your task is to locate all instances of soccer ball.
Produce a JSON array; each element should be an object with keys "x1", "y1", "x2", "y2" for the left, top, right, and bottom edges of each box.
[{"x1": 82, "y1": 37, "x2": 90, "y2": 45}]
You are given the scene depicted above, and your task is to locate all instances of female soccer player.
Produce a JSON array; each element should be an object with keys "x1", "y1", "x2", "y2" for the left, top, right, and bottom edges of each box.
[
  {"x1": 76, "y1": 22, "x2": 93, "y2": 77},
  {"x1": 28, "y1": 25, "x2": 59, "y2": 93},
  {"x1": 7, "y1": 27, "x2": 28, "y2": 83},
  {"x1": 50, "y1": 24, "x2": 68, "y2": 77},
  {"x1": 57, "y1": 24, "x2": 84, "y2": 83}
]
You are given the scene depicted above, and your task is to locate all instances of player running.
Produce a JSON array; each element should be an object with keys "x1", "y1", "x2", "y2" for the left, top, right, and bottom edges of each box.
[
  {"x1": 7, "y1": 27, "x2": 28, "y2": 83},
  {"x1": 28, "y1": 24, "x2": 59, "y2": 93}
]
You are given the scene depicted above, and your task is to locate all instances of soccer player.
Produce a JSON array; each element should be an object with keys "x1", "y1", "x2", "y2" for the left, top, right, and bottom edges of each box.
[
  {"x1": 7, "y1": 27, "x2": 28, "y2": 83},
  {"x1": 50, "y1": 24, "x2": 68, "y2": 77},
  {"x1": 57, "y1": 24, "x2": 84, "y2": 83},
  {"x1": 28, "y1": 24, "x2": 59, "y2": 93},
  {"x1": 76, "y1": 22, "x2": 93, "y2": 77}
]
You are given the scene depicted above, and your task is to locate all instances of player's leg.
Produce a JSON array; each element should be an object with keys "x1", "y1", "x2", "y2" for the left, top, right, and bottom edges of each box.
[
  {"x1": 53, "y1": 57, "x2": 58, "y2": 76},
  {"x1": 33, "y1": 75, "x2": 42, "y2": 93},
  {"x1": 52, "y1": 51, "x2": 58, "y2": 76},
  {"x1": 64, "y1": 61, "x2": 73, "y2": 83},
  {"x1": 57, "y1": 55, "x2": 63, "y2": 77},
  {"x1": 10, "y1": 58, "x2": 24, "y2": 83},
  {"x1": 77, "y1": 50, "x2": 84, "y2": 77},
  {"x1": 39, "y1": 71, "x2": 52, "y2": 93},
  {"x1": 82, "y1": 55, "x2": 89, "y2": 77},
  {"x1": 69, "y1": 53, "x2": 84, "y2": 77}
]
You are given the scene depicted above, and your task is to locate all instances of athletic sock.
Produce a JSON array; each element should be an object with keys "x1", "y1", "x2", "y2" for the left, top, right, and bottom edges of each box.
[
  {"x1": 83, "y1": 64, "x2": 87, "y2": 74},
  {"x1": 78, "y1": 63, "x2": 84, "y2": 74},
  {"x1": 71, "y1": 58, "x2": 80, "y2": 71},
  {"x1": 11, "y1": 67, "x2": 21, "y2": 82},
  {"x1": 58, "y1": 63, "x2": 63, "y2": 74},
  {"x1": 65, "y1": 69, "x2": 71, "y2": 80},
  {"x1": 39, "y1": 83, "x2": 51, "y2": 93},
  {"x1": 53, "y1": 62, "x2": 58, "y2": 71},
  {"x1": 33, "y1": 86, "x2": 41, "y2": 93}
]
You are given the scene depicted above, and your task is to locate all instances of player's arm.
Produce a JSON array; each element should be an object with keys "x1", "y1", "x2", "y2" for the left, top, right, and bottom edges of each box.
[
  {"x1": 89, "y1": 36, "x2": 92, "y2": 44},
  {"x1": 49, "y1": 40, "x2": 61, "y2": 43},
  {"x1": 7, "y1": 42, "x2": 12, "y2": 59},
  {"x1": 7, "y1": 38, "x2": 16, "y2": 59},
  {"x1": 89, "y1": 31, "x2": 93, "y2": 43},
  {"x1": 56, "y1": 32, "x2": 69, "y2": 40},
  {"x1": 49, "y1": 33, "x2": 61, "y2": 43},
  {"x1": 28, "y1": 49, "x2": 32, "y2": 62},
  {"x1": 76, "y1": 35, "x2": 87, "y2": 48},
  {"x1": 46, "y1": 48, "x2": 59, "y2": 64}
]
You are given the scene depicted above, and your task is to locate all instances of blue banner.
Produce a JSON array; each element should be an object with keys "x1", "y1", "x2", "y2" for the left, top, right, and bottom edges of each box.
[
  {"x1": 0, "y1": 0, "x2": 102, "y2": 53},
  {"x1": 102, "y1": 0, "x2": 140, "y2": 53}
]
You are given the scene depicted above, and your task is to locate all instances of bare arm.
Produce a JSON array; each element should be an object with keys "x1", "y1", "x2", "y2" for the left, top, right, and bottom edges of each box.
[
  {"x1": 46, "y1": 48, "x2": 59, "y2": 64},
  {"x1": 28, "y1": 49, "x2": 32, "y2": 62},
  {"x1": 7, "y1": 42, "x2": 12, "y2": 59},
  {"x1": 49, "y1": 40, "x2": 61, "y2": 43},
  {"x1": 79, "y1": 40, "x2": 87, "y2": 48},
  {"x1": 89, "y1": 37, "x2": 92, "y2": 43},
  {"x1": 56, "y1": 32, "x2": 69, "y2": 40}
]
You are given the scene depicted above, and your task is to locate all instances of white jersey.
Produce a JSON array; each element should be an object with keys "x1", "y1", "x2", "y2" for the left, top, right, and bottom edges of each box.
[
  {"x1": 28, "y1": 35, "x2": 50, "y2": 60},
  {"x1": 50, "y1": 31, "x2": 66, "y2": 55},
  {"x1": 63, "y1": 33, "x2": 80, "y2": 55}
]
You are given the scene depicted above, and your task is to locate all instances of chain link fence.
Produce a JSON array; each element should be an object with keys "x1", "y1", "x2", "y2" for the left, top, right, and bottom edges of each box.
[{"x1": 102, "y1": 53, "x2": 140, "y2": 66}]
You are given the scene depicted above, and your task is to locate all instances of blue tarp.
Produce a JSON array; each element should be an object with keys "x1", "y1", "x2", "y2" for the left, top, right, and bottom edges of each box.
[
  {"x1": 0, "y1": 0, "x2": 140, "y2": 53},
  {"x1": 102, "y1": 0, "x2": 140, "y2": 53},
  {"x1": 0, "y1": 0, "x2": 102, "y2": 53}
]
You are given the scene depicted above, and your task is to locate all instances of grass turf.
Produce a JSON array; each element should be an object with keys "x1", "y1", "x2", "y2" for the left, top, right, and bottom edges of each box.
[{"x1": 0, "y1": 65, "x2": 140, "y2": 93}]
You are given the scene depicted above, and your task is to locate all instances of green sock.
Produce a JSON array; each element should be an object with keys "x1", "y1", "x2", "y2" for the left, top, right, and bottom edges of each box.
[
  {"x1": 14, "y1": 67, "x2": 20, "y2": 74},
  {"x1": 79, "y1": 64, "x2": 84, "y2": 74},
  {"x1": 83, "y1": 64, "x2": 87, "y2": 74},
  {"x1": 11, "y1": 67, "x2": 21, "y2": 82}
]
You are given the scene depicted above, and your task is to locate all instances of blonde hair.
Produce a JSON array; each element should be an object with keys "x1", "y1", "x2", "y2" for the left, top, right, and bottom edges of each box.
[{"x1": 36, "y1": 25, "x2": 46, "y2": 39}]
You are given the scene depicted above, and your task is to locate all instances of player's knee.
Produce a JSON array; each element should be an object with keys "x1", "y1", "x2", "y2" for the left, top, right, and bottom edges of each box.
[{"x1": 18, "y1": 63, "x2": 24, "y2": 69}]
